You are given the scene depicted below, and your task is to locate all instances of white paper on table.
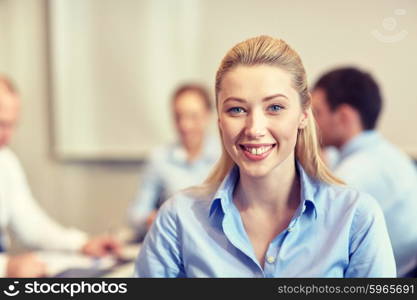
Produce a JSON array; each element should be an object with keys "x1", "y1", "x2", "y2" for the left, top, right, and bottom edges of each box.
[{"x1": 36, "y1": 251, "x2": 117, "y2": 277}]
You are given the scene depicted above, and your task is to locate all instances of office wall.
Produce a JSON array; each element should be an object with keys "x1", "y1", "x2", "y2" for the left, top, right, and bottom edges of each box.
[
  {"x1": 0, "y1": 0, "x2": 416, "y2": 237},
  {"x1": 46, "y1": 0, "x2": 417, "y2": 160}
]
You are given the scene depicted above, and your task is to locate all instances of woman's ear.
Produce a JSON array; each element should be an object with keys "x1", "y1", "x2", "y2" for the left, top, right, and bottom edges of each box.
[
  {"x1": 298, "y1": 108, "x2": 310, "y2": 129},
  {"x1": 299, "y1": 94, "x2": 312, "y2": 130}
]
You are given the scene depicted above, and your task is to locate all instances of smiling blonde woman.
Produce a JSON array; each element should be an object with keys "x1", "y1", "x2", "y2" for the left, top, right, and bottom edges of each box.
[{"x1": 134, "y1": 36, "x2": 396, "y2": 278}]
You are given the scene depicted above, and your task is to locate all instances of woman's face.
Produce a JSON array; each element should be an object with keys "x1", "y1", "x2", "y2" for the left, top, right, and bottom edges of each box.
[{"x1": 218, "y1": 65, "x2": 307, "y2": 178}]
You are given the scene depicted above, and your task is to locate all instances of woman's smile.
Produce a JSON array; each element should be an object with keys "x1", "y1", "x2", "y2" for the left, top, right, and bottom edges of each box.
[{"x1": 239, "y1": 143, "x2": 276, "y2": 161}]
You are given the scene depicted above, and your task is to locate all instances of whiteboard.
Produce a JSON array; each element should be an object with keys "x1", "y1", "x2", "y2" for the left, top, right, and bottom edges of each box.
[{"x1": 49, "y1": 0, "x2": 203, "y2": 160}]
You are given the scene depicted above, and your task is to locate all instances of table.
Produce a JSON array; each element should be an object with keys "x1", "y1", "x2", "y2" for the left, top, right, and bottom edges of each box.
[{"x1": 36, "y1": 244, "x2": 141, "y2": 278}]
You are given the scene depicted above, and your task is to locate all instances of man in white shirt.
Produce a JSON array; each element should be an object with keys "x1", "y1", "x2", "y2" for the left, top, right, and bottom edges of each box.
[
  {"x1": 312, "y1": 67, "x2": 417, "y2": 277},
  {"x1": 0, "y1": 75, "x2": 122, "y2": 277}
]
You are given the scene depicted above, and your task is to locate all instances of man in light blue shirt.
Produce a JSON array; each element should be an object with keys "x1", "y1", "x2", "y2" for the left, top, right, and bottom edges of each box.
[
  {"x1": 135, "y1": 163, "x2": 395, "y2": 277},
  {"x1": 312, "y1": 67, "x2": 417, "y2": 277},
  {"x1": 128, "y1": 84, "x2": 220, "y2": 240}
]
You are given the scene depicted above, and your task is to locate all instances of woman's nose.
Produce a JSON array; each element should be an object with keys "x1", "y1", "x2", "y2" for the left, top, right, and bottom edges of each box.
[{"x1": 244, "y1": 110, "x2": 267, "y2": 139}]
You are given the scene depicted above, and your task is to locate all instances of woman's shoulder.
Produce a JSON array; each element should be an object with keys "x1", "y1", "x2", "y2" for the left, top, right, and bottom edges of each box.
[
  {"x1": 157, "y1": 186, "x2": 214, "y2": 218},
  {"x1": 316, "y1": 182, "x2": 383, "y2": 219}
]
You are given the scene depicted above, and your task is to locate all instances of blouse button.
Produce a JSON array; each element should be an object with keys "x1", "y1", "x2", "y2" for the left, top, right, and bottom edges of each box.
[{"x1": 266, "y1": 256, "x2": 276, "y2": 264}]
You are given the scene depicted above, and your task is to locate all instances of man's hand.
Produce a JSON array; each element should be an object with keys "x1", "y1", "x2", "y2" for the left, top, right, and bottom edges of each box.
[
  {"x1": 6, "y1": 253, "x2": 47, "y2": 277},
  {"x1": 81, "y1": 235, "x2": 123, "y2": 257}
]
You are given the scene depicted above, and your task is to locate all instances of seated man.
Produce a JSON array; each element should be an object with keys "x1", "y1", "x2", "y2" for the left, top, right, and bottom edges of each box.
[
  {"x1": 0, "y1": 75, "x2": 122, "y2": 277},
  {"x1": 312, "y1": 67, "x2": 417, "y2": 277},
  {"x1": 128, "y1": 84, "x2": 220, "y2": 240}
]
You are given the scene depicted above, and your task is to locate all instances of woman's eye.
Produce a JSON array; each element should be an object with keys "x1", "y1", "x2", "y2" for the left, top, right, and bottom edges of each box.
[
  {"x1": 227, "y1": 107, "x2": 246, "y2": 115},
  {"x1": 268, "y1": 104, "x2": 283, "y2": 112}
]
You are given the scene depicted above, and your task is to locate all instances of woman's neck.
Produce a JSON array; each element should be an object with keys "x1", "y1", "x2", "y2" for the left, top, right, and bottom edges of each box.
[{"x1": 234, "y1": 157, "x2": 300, "y2": 214}]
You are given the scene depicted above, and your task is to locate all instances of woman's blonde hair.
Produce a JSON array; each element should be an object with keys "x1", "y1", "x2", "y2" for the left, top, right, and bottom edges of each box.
[{"x1": 200, "y1": 35, "x2": 343, "y2": 194}]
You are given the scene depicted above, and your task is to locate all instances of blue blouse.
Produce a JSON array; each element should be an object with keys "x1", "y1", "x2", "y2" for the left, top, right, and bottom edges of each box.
[{"x1": 135, "y1": 162, "x2": 396, "y2": 277}]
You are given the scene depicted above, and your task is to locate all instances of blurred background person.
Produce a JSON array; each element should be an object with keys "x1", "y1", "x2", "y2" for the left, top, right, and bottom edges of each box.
[
  {"x1": 311, "y1": 67, "x2": 417, "y2": 277},
  {"x1": 0, "y1": 75, "x2": 122, "y2": 278},
  {"x1": 128, "y1": 84, "x2": 220, "y2": 241}
]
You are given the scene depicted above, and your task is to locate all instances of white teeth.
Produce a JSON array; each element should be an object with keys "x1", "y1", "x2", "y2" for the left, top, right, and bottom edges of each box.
[{"x1": 245, "y1": 146, "x2": 272, "y2": 155}]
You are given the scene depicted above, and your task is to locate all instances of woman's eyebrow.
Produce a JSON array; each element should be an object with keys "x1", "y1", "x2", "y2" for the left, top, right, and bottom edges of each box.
[
  {"x1": 262, "y1": 93, "x2": 289, "y2": 102},
  {"x1": 223, "y1": 97, "x2": 247, "y2": 104},
  {"x1": 223, "y1": 93, "x2": 289, "y2": 104}
]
